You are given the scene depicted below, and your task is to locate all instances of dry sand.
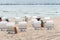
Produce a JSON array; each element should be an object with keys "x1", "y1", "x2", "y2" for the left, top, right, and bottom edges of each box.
[{"x1": 0, "y1": 17, "x2": 60, "y2": 40}]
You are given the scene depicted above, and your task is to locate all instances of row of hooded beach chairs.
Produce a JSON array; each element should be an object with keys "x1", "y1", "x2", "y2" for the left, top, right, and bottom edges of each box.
[
  {"x1": 14, "y1": 16, "x2": 54, "y2": 31},
  {"x1": 0, "y1": 17, "x2": 54, "y2": 34},
  {"x1": 0, "y1": 21, "x2": 27, "y2": 34},
  {"x1": 32, "y1": 17, "x2": 54, "y2": 30}
]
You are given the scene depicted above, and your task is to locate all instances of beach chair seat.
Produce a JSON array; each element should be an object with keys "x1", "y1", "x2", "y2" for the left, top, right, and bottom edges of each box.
[
  {"x1": 18, "y1": 21, "x2": 27, "y2": 32},
  {"x1": 45, "y1": 20, "x2": 54, "y2": 30},
  {"x1": 32, "y1": 21, "x2": 41, "y2": 30}
]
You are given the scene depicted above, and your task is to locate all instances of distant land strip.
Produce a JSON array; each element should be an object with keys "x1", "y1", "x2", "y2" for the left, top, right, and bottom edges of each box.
[{"x1": 0, "y1": 3, "x2": 60, "y2": 5}]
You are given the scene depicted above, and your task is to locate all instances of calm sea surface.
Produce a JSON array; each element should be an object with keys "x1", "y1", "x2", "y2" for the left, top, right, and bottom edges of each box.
[{"x1": 0, "y1": 5, "x2": 60, "y2": 17}]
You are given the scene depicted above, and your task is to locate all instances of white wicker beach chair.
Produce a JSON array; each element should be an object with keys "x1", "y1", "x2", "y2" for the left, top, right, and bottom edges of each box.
[
  {"x1": 6, "y1": 22, "x2": 15, "y2": 34},
  {"x1": 43, "y1": 17, "x2": 51, "y2": 24},
  {"x1": 32, "y1": 21, "x2": 41, "y2": 30},
  {"x1": 0, "y1": 21, "x2": 7, "y2": 31},
  {"x1": 18, "y1": 21, "x2": 27, "y2": 32},
  {"x1": 45, "y1": 20, "x2": 54, "y2": 30}
]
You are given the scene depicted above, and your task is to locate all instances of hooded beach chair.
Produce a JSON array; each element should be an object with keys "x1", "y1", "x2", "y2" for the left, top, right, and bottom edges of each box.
[
  {"x1": 44, "y1": 20, "x2": 54, "y2": 30},
  {"x1": 0, "y1": 21, "x2": 7, "y2": 31},
  {"x1": 6, "y1": 22, "x2": 16, "y2": 34},
  {"x1": 32, "y1": 20, "x2": 41, "y2": 30},
  {"x1": 18, "y1": 21, "x2": 27, "y2": 32}
]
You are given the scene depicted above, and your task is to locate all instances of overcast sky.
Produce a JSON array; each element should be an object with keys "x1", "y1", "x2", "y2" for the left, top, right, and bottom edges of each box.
[{"x1": 0, "y1": 0, "x2": 60, "y2": 4}]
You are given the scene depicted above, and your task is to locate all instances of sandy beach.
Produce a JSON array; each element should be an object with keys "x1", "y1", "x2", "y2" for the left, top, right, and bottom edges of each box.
[{"x1": 0, "y1": 17, "x2": 60, "y2": 40}]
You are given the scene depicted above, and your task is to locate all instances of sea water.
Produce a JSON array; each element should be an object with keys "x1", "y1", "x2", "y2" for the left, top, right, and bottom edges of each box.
[{"x1": 0, "y1": 5, "x2": 60, "y2": 18}]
